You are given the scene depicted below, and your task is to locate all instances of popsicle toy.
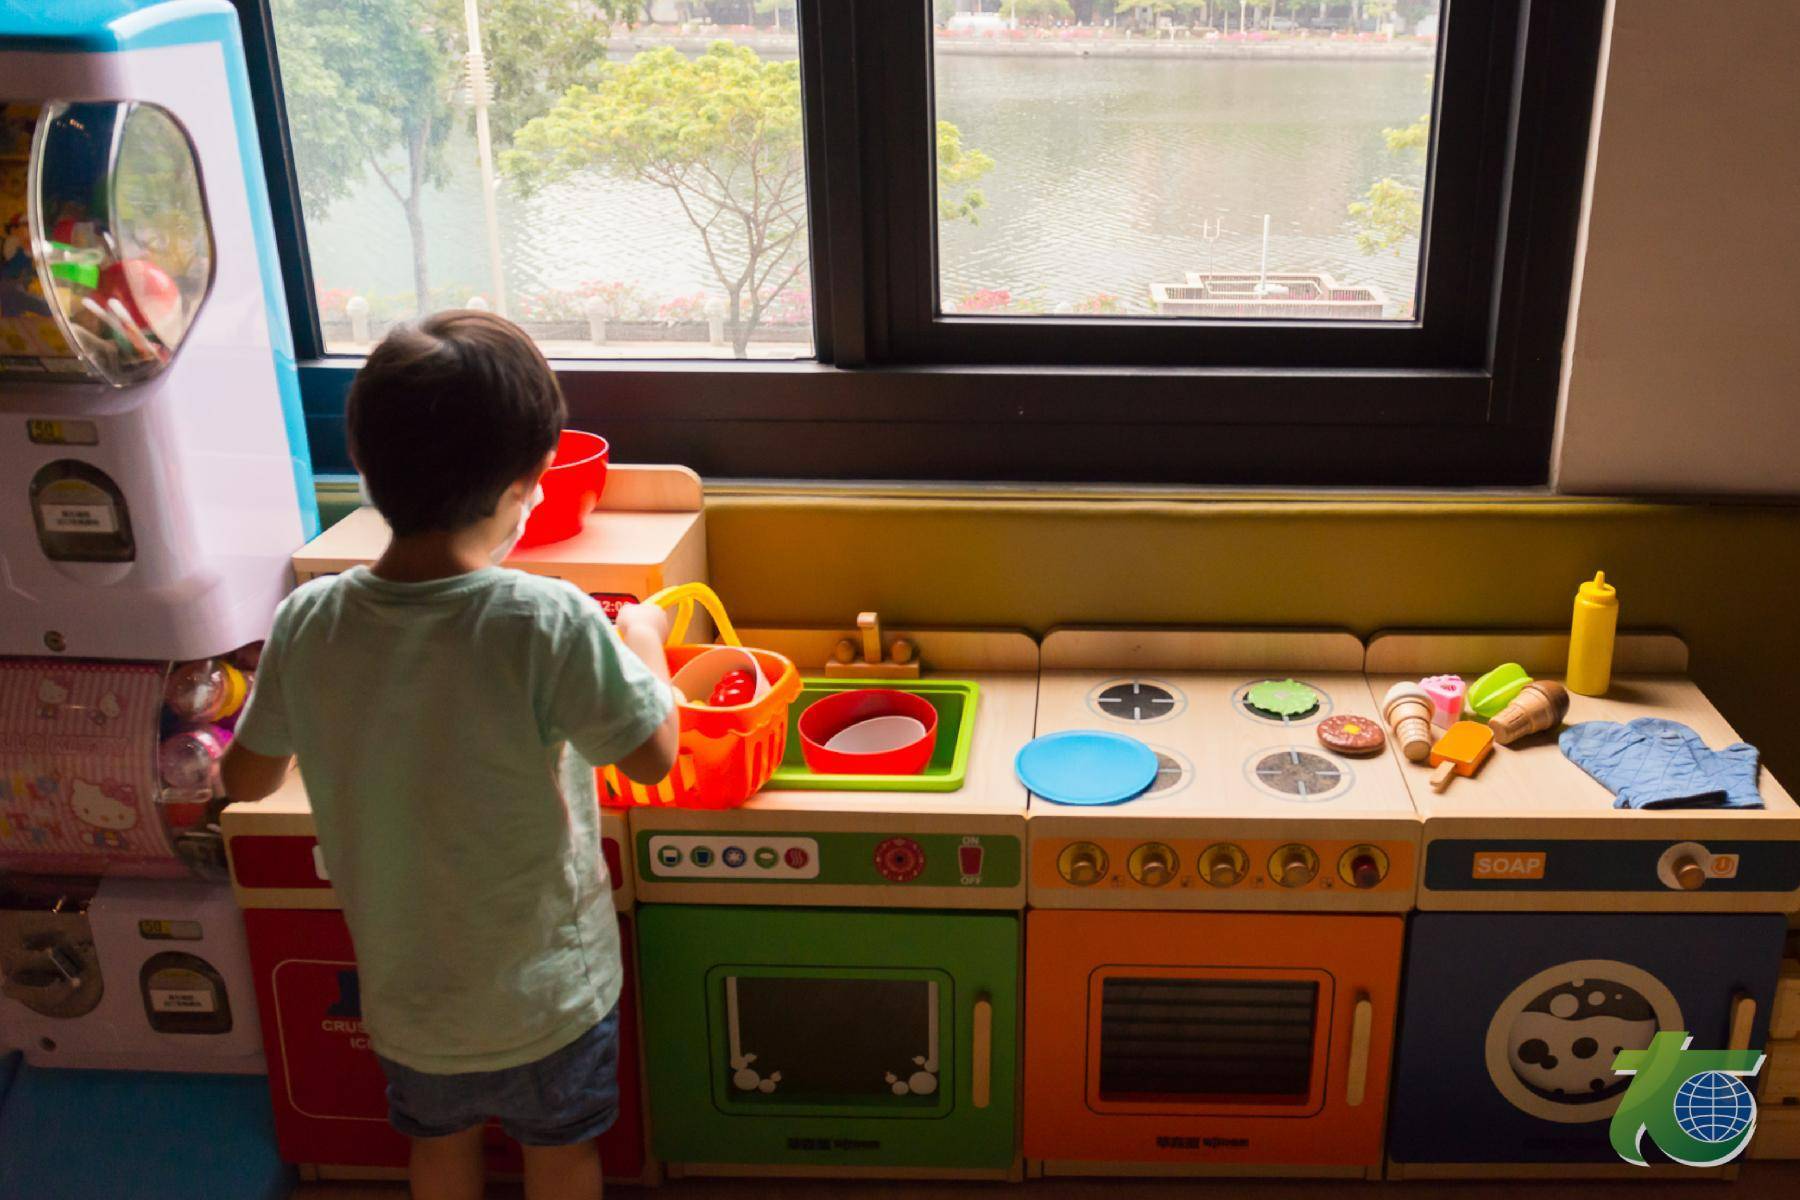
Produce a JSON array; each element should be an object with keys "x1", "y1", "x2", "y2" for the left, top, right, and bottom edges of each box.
[
  {"x1": 1421, "y1": 674, "x2": 1466, "y2": 730},
  {"x1": 1468, "y1": 663, "x2": 1533, "y2": 721},
  {"x1": 1382, "y1": 681, "x2": 1436, "y2": 763},
  {"x1": 1429, "y1": 721, "x2": 1494, "y2": 792},
  {"x1": 1489, "y1": 680, "x2": 1571, "y2": 746}
]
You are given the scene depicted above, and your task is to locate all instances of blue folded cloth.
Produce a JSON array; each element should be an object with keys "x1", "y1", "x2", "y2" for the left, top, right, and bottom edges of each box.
[{"x1": 1559, "y1": 718, "x2": 1762, "y2": 809}]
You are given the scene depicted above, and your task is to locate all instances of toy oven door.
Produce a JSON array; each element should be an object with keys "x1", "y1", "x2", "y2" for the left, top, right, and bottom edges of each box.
[
  {"x1": 1084, "y1": 964, "x2": 1339, "y2": 1118},
  {"x1": 705, "y1": 965, "x2": 956, "y2": 1119}
]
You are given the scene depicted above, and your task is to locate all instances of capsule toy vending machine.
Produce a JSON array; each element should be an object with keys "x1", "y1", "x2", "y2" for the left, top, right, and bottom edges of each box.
[
  {"x1": 0, "y1": 3, "x2": 314, "y2": 1196},
  {"x1": 225, "y1": 465, "x2": 704, "y2": 1185}
]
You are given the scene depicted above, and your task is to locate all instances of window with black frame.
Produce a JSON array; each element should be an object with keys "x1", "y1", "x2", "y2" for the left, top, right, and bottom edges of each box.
[{"x1": 238, "y1": 0, "x2": 1603, "y2": 485}]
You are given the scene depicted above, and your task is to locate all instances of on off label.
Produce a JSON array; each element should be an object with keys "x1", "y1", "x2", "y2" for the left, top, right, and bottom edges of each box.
[{"x1": 1473, "y1": 850, "x2": 1545, "y2": 880}]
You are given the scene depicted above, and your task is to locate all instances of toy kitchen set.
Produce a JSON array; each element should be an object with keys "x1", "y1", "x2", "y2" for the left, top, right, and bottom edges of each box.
[
  {"x1": 0, "y1": 2, "x2": 315, "y2": 1195},
  {"x1": 1020, "y1": 629, "x2": 1418, "y2": 1180},
  {"x1": 221, "y1": 462, "x2": 703, "y2": 1185},
  {"x1": 631, "y1": 604, "x2": 1037, "y2": 1180}
]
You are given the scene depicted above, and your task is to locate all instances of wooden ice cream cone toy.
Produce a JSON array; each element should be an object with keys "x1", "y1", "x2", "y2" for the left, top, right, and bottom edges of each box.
[
  {"x1": 1382, "y1": 681, "x2": 1436, "y2": 762},
  {"x1": 1489, "y1": 680, "x2": 1571, "y2": 746}
]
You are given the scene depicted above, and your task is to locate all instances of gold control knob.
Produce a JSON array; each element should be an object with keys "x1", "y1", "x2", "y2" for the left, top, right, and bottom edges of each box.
[
  {"x1": 1271, "y1": 843, "x2": 1319, "y2": 888},
  {"x1": 1128, "y1": 843, "x2": 1178, "y2": 887},
  {"x1": 1673, "y1": 855, "x2": 1707, "y2": 891},
  {"x1": 1338, "y1": 844, "x2": 1390, "y2": 890},
  {"x1": 1198, "y1": 843, "x2": 1247, "y2": 888},
  {"x1": 1058, "y1": 841, "x2": 1109, "y2": 886}
]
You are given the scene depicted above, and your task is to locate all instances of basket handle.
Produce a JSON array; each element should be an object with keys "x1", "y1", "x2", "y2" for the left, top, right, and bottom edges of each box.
[{"x1": 642, "y1": 582, "x2": 743, "y2": 649}]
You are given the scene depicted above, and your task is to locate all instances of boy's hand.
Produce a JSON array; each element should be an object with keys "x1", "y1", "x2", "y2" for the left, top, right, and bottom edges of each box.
[
  {"x1": 612, "y1": 603, "x2": 679, "y2": 785},
  {"x1": 615, "y1": 603, "x2": 670, "y2": 645}
]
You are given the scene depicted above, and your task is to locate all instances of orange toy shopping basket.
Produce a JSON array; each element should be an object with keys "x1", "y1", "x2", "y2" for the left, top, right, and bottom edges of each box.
[{"x1": 599, "y1": 583, "x2": 800, "y2": 810}]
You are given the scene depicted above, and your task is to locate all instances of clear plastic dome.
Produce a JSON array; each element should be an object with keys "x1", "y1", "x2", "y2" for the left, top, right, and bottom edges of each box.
[{"x1": 28, "y1": 100, "x2": 213, "y2": 385}]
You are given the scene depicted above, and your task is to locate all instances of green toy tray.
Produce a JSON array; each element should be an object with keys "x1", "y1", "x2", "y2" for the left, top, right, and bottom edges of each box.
[{"x1": 765, "y1": 678, "x2": 980, "y2": 792}]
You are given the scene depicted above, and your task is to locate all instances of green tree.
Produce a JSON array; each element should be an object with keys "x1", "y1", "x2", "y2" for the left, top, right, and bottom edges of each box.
[
  {"x1": 1002, "y1": 0, "x2": 1074, "y2": 24},
  {"x1": 505, "y1": 42, "x2": 993, "y2": 357},
  {"x1": 936, "y1": 120, "x2": 995, "y2": 223},
  {"x1": 752, "y1": 0, "x2": 795, "y2": 29},
  {"x1": 1349, "y1": 105, "x2": 1428, "y2": 257},
  {"x1": 274, "y1": 0, "x2": 631, "y2": 315},
  {"x1": 1114, "y1": 0, "x2": 1169, "y2": 21}
]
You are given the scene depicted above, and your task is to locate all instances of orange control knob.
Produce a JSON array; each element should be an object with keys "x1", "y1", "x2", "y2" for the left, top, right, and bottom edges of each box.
[
  {"x1": 1058, "y1": 842, "x2": 1108, "y2": 886},
  {"x1": 1199, "y1": 843, "x2": 1247, "y2": 888},
  {"x1": 1128, "y1": 843, "x2": 1178, "y2": 887},
  {"x1": 1339, "y1": 844, "x2": 1390, "y2": 890},
  {"x1": 1271, "y1": 844, "x2": 1319, "y2": 888}
]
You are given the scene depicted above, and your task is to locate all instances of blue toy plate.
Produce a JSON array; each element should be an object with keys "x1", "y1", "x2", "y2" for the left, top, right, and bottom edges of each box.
[{"x1": 1015, "y1": 730, "x2": 1159, "y2": 806}]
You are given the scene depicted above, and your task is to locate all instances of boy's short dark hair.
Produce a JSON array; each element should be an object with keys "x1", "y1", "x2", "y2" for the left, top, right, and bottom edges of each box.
[{"x1": 346, "y1": 310, "x2": 566, "y2": 536}]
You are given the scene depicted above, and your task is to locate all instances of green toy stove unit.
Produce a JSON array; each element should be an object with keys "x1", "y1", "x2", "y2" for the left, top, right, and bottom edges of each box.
[{"x1": 630, "y1": 625, "x2": 1038, "y2": 1178}]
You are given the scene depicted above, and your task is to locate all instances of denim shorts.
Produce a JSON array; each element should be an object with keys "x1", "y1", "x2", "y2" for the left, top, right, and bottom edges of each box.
[{"x1": 377, "y1": 1007, "x2": 621, "y2": 1146}]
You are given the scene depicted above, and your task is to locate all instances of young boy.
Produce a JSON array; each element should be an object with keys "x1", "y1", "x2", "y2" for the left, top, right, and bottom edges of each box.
[{"x1": 221, "y1": 310, "x2": 678, "y2": 1200}]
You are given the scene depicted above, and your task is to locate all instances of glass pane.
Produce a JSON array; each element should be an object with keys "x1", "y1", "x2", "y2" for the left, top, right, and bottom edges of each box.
[
  {"x1": 26, "y1": 101, "x2": 213, "y2": 385},
  {"x1": 1099, "y1": 976, "x2": 1318, "y2": 1103},
  {"x1": 932, "y1": 2, "x2": 1441, "y2": 321},
  {"x1": 271, "y1": 1, "x2": 812, "y2": 359},
  {"x1": 724, "y1": 975, "x2": 943, "y2": 1107}
]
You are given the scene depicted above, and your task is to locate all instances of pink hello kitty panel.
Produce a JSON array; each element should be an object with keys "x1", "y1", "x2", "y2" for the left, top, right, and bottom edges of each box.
[{"x1": 0, "y1": 659, "x2": 178, "y2": 875}]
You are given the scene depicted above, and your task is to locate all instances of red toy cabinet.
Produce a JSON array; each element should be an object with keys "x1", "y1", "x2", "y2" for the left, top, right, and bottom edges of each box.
[{"x1": 225, "y1": 777, "x2": 655, "y2": 1184}]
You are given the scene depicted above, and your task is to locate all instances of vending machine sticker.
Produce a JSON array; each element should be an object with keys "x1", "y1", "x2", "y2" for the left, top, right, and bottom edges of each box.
[{"x1": 0, "y1": 660, "x2": 173, "y2": 872}]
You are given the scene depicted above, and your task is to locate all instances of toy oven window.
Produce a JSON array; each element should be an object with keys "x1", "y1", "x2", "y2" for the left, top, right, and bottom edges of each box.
[
  {"x1": 1095, "y1": 974, "x2": 1322, "y2": 1108},
  {"x1": 717, "y1": 971, "x2": 948, "y2": 1114}
]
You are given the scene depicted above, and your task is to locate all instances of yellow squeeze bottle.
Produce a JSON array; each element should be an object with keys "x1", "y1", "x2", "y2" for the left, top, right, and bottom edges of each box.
[{"x1": 1566, "y1": 571, "x2": 1618, "y2": 696}]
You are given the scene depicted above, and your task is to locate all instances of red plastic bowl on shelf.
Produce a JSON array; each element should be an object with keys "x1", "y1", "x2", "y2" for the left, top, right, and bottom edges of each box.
[
  {"x1": 798, "y1": 689, "x2": 939, "y2": 776},
  {"x1": 517, "y1": 430, "x2": 609, "y2": 549}
]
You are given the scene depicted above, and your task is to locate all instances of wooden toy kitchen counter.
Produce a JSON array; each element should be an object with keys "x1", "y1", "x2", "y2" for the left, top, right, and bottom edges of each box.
[{"x1": 1367, "y1": 632, "x2": 1800, "y2": 1178}]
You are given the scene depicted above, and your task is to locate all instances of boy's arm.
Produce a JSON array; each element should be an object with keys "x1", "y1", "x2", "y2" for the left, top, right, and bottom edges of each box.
[
  {"x1": 223, "y1": 604, "x2": 298, "y2": 803},
  {"x1": 544, "y1": 598, "x2": 679, "y2": 786},
  {"x1": 220, "y1": 744, "x2": 295, "y2": 804},
  {"x1": 611, "y1": 605, "x2": 680, "y2": 785}
]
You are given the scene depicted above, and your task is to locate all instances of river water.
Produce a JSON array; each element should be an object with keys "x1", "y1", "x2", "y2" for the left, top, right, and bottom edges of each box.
[{"x1": 300, "y1": 49, "x2": 1431, "y2": 335}]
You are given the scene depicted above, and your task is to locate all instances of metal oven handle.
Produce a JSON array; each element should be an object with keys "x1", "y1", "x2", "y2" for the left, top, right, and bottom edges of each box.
[
  {"x1": 972, "y1": 995, "x2": 994, "y2": 1110},
  {"x1": 1345, "y1": 994, "x2": 1374, "y2": 1107},
  {"x1": 1728, "y1": 991, "x2": 1756, "y2": 1052}
]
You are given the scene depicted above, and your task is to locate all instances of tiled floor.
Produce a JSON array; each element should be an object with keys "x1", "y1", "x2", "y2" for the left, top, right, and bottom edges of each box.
[{"x1": 297, "y1": 1161, "x2": 1800, "y2": 1200}]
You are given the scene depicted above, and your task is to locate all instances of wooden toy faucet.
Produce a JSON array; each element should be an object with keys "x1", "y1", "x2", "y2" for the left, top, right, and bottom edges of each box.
[{"x1": 826, "y1": 612, "x2": 922, "y2": 680}]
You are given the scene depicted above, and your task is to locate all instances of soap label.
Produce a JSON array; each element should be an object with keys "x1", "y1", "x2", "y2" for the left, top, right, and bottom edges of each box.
[{"x1": 1473, "y1": 850, "x2": 1546, "y2": 880}]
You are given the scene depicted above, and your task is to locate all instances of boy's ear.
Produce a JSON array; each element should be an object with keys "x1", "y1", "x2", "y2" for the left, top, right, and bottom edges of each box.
[
  {"x1": 524, "y1": 449, "x2": 555, "y2": 489},
  {"x1": 508, "y1": 450, "x2": 556, "y2": 502}
]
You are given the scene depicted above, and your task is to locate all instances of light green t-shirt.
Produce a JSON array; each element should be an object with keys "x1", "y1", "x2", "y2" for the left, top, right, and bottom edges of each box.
[{"x1": 235, "y1": 566, "x2": 672, "y2": 1074}]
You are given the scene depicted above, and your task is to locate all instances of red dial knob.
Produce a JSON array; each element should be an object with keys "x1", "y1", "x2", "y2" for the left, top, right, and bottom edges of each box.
[
  {"x1": 1338, "y1": 844, "x2": 1390, "y2": 890},
  {"x1": 874, "y1": 837, "x2": 925, "y2": 883}
]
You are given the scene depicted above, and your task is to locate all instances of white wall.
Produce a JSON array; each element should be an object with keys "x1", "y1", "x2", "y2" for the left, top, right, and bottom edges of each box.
[{"x1": 1554, "y1": 0, "x2": 1800, "y2": 495}]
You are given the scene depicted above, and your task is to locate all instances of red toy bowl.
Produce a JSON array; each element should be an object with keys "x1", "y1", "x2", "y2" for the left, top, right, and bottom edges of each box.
[
  {"x1": 518, "y1": 430, "x2": 609, "y2": 549},
  {"x1": 798, "y1": 689, "x2": 939, "y2": 776}
]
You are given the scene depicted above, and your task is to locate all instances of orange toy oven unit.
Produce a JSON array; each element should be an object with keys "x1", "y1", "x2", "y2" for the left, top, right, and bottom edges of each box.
[
  {"x1": 1025, "y1": 908, "x2": 1401, "y2": 1175},
  {"x1": 1021, "y1": 630, "x2": 1421, "y2": 1179}
]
